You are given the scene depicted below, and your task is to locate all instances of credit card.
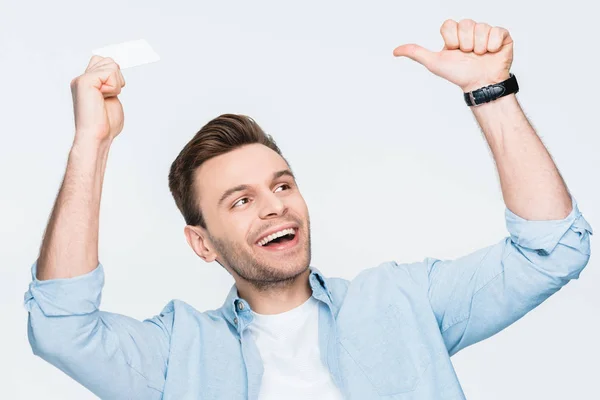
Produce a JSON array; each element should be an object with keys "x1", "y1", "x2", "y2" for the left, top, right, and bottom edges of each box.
[{"x1": 92, "y1": 39, "x2": 160, "y2": 69}]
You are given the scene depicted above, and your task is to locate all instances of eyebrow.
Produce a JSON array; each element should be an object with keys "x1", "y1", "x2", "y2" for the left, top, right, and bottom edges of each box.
[{"x1": 217, "y1": 169, "x2": 296, "y2": 207}]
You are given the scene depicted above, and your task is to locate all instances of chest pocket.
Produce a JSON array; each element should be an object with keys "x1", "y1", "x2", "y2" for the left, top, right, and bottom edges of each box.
[{"x1": 339, "y1": 303, "x2": 432, "y2": 396}]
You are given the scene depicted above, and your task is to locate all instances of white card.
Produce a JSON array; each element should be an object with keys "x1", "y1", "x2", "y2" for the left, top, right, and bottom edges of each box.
[{"x1": 92, "y1": 39, "x2": 160, "y2": 69}]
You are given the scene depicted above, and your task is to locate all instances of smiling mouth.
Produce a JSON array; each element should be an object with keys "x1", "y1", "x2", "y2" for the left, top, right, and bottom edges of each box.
[{"x1": 255, "y1": 228, "x2": 299, "y2": 251}]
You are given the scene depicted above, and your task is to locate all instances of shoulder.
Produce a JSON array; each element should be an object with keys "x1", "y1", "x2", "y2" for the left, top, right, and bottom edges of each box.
[
  {"x1": 321, "y1": 260, "x2": 431, "y2": 306},
  {"x1": 146, "y1": 299, "x2": 230, "y2": 331},
  {"x1": 351, "y1": 260, "x2": 430, "y2": 288}
]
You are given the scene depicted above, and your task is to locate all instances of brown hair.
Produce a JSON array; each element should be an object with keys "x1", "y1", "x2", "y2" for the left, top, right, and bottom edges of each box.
[{"x1": 168, "y1": 114, "x2": 287, "y2": 229}]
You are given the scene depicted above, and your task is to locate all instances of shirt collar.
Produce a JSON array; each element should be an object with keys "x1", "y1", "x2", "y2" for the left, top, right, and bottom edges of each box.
[{"x1": 220, "y1": 267, "x2": 333, "y2": 331}]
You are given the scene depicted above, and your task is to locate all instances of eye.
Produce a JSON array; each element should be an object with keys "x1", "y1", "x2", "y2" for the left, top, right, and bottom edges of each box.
[
  {"x1": 231, "y1": 184, "x2": 291, "y2": 209},
  {"x1": 275, "y1": 183, "x2": 291, "y2": 192},
  {"x1": 232, "y1": 197, "x2": 250, "y2": 208}
]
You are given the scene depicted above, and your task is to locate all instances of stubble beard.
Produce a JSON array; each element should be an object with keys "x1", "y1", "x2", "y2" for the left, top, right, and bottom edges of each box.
[{"x1": 209, "y1": 222, "x2": 312, "y2": 292}]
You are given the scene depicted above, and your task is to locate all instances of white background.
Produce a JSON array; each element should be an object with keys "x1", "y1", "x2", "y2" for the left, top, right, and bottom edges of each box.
[{"x1": 1, "y1": 0, "x2": 598, "y2": 399}]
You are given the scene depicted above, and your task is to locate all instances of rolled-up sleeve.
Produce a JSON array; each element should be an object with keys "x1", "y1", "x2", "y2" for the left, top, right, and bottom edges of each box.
[
  {"x1": 24, "y1": 262, "x2": 104, "y2": 316},
  {"x1": 505, "y1": 197, "x2": 592, "y2": 259},
  {"x1": 24, "y1": 262, "x2": 171, "y2": 399},
  {"x1": 422, "y1": 195, "x2": 592, "y2": 356}
]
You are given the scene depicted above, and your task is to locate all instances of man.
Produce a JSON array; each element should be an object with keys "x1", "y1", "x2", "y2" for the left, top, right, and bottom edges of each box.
[{"x1": 24, "y1": 19, "x2": 592, "y2": 399}]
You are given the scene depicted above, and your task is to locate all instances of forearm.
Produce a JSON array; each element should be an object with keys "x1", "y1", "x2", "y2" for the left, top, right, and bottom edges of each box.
[
  {"x1": 472, "y1": 94, "x2": 572, "y2": 220},
  {"x1": 36, "y1": 137, "x2": 112, "y2": 280}
]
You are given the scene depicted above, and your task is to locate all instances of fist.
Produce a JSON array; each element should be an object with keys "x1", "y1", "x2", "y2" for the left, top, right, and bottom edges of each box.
[
  {"x1": 393, "y1": 19, "x2": 513, "y2": 92},
  {"x1": 70, "y1": 56, "x2": 126, "y2": 144}
]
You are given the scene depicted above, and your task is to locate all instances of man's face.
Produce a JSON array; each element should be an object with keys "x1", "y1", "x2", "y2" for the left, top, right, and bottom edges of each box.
[{"x1": 193, "y1": 143, "x2": 311, "y2": 289}]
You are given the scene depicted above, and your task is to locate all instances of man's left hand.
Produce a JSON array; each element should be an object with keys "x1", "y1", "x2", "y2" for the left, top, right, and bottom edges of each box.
[{"x1": 393, "y1": 19, "x2": 513, "y2": 92}]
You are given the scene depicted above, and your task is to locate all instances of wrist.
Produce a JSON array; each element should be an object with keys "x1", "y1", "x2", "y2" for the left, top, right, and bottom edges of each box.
[
  {"x1": 463, "y1": 72, "x2": 518, "y2": 108},
  {"x1": 70, "y1": 136, "x2": 113, "y2": 165},
  {"x1": 470, "y1": 91, "x2": 517, "y2": 113},
  {"x1": 461, "y1": 72, "x2": 511, "y2": 93},
  {"x1": 72, "y1": 133, "x2": 113, "y2": 152}
]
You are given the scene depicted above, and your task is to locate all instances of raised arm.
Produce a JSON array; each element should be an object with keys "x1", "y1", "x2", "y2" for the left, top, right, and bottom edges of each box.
[
  {"x1": 37, "y1": 55, "x2": 125, "y2": 280},
  {"x1": 394, "y1": 19, "x2": 570, "y2": 220},
  {"x1": 471, "y1": 92, "x2": 572, "y2": 220},
  {"x1": 392, "y1": 19, "x2": 592, "y2": 354},
  {"x1": 25, "y1": 57, "x2": 170, "y2": 398}
]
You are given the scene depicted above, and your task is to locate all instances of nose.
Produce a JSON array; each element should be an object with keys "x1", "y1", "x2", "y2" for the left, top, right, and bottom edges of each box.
[{"x1": 258, "y1": 190, "x2": 287, "y2": 219}]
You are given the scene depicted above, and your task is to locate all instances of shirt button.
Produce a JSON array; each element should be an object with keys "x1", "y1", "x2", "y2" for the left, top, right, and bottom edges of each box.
[
  {"x1": 238, "y1": 302, "x2": 245, "y2": 311},
  {"x1": 233, "y1": 317, "x2": 238, "y2": 325}
]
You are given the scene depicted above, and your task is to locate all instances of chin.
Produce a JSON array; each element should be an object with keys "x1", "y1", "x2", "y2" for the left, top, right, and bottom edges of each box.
[
  {"x1": 257, "y1": 250, "x2": 311, "y2": 282},
  {"x1": 270, "y1": 253, "x2": 310, "y2": 276},
  {"x1": 247, "y1": 228, "x2": 311, "y2": 281}
]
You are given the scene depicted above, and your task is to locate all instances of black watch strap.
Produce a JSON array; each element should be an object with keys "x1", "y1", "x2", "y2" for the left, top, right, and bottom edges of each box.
[{"x1": 464, "y1": 73, "x2": 519, "y2": 107}]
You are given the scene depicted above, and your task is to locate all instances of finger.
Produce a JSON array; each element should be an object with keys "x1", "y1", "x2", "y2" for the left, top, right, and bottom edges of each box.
[
  {"x1": 78, "y1": 68, "x2": 122, "y2": 97},
  {"x1": 116, "y1": 69, "x2": 126, "y2": 88},
  {"x1": 106, "y1": 61, "x2": 126, "y2": 88},
  {"x1": 393, "y1": 44, "x2": 437, "y2": 70},
  {"x1": 473, "y1": 23, "x2": 492, "y2": 55},
  {"x1": 440, "y1": 19, "x2": 459, "y2": 50},
  {"x1": 89, "y1": 57, "x2": 120, "y2": 71},
  {"x1": 458, "y1": 19, "x2": 476, "y2": 52},
  {"x1": 119, "y1": 70, "x2": 126, "y2": 88},
  {"x1": 86, "y1": 55, "x2": 105, "y2": 71},
  {"x1": 488, "y1": 27, "x2": 512, "y2": 52},
  {"x1": 89, "y1": 58, "x2": 125, "y2": 89},
  {"x1": 107, "y1": 65, "x2": 126, "y2": 92},
  {"x1": 113, "y1": 70, "x2": 124, "y2": 90},
  {"x1": 98, "y1": 71, "x2": 122, "y2": 97}
]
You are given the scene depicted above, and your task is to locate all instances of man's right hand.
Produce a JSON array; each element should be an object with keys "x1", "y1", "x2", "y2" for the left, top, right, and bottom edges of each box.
[{"x1": 70, "y1": 56, "x2": 126, "y2": 144}]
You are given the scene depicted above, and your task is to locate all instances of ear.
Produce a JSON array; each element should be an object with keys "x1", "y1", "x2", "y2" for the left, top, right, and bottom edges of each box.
[{"x1": 184, "y1": 225, "x2": 218, "y2": 263}]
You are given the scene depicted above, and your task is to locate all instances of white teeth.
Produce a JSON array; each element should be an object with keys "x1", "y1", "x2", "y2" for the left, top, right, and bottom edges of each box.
[{"x1": 258, "y1": 228, "x2": 296, "y2": 246}]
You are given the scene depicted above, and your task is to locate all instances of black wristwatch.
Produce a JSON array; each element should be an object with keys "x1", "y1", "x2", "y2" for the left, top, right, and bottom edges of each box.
[{"x1": 464, "y1": 73, "x2": 519, "y2": 107}]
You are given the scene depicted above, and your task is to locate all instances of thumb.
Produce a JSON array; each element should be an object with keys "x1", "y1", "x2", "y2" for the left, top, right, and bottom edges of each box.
[{"x1": 393, "y1": 44, "x2": 437, "y2": 69}]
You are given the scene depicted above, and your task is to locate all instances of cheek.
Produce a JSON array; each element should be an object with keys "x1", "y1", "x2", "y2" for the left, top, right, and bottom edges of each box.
[
  {"x1": 233, "y1": 221, "x2": 254, "y2": 245},
  {"x1": 214, "y1": 211, "x2": 253, "y2": 244},
  {"x1": 292, "y1": 195, "x2": 310, "y2": 219}
]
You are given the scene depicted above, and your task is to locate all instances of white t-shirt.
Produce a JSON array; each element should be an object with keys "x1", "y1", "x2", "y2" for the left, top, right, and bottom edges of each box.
[{"x1": 248, "y1": 296, "x2": 344, "y2": 400}]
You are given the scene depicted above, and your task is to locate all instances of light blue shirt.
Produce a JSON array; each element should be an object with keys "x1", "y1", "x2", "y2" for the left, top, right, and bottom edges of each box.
[{"x1": 24, "y1": 197, "x2": 592, "y2": 399}]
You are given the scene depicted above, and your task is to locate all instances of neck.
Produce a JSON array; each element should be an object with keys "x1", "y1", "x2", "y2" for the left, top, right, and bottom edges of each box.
[{"x1": 234, "y1": 268, "x2": 312, "y2": 314}]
